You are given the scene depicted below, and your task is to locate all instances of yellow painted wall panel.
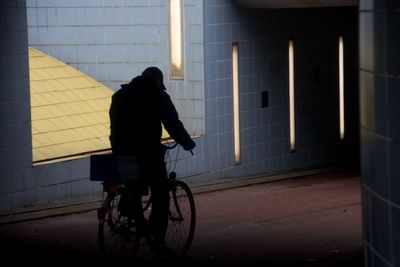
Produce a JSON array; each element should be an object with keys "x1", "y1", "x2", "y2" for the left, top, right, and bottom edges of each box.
[{"x1": 29, "y1": 47, "x2": 114, "y2": 163}]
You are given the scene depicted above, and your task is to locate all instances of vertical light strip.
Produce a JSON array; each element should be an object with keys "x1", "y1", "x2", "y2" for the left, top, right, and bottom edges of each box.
[
  {"x1": 170, "y1": 0, "x2": 184, "y2": 78},
  {"x1": 339, "y1": 36, "x2": 345, "y2": 140},
  {"x1": 289, "y1": 39, "x2": 295, "y2": 151},
  {"x1": 232, "y1": 43, "x2": 241, "y2": 164}
]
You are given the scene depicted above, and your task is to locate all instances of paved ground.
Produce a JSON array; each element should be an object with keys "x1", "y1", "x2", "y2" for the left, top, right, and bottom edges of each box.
[{"x1": 0, "y1": 170, "x2": 363, "y2": 267}]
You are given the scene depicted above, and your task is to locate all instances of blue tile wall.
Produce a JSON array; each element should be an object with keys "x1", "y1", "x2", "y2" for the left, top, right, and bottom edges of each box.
[
  {"x1": 26, "y1": 0, "x2": 206, "y2": 120},
  {"x1": 21, "y1": 0, "x2": 207, "y2": 211},
  {"x1": 360, "y1": 1, "x2": 400, "y2": 266},
  {"x1": 203, "y1": 1, "x2": 359, "y2": 178},
  {"x1": 0, "y1": 0, "x2": 33, "y2": 212},
  {"x1": 14, "y1": 0, "x2": 363, "y2": 211},
  {"x1": 392, "y1": 206, "x2": 400, "y2": 266},
  {"x1": 370, "y1": 193, "x2": 391, "y2": 261}
]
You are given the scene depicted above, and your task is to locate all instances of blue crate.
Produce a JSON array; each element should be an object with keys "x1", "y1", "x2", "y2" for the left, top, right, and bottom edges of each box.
[{"x1": 90, "y1": 153, "x2": 142, "y2": 183}]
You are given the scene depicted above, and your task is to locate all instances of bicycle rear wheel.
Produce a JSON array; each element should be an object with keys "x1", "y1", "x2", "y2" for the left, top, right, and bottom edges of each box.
[
  {"x1": 165, "y1": 180, "x2": 196, "y2": 256},
  {"x1": 98, "y1": 193, "x2": 139, "y2": 257}
]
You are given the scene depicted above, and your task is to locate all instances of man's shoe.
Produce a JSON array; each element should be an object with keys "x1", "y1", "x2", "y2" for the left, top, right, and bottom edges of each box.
[{"x1": 135, "y1": 220, "x2": 153, "y2": 245}]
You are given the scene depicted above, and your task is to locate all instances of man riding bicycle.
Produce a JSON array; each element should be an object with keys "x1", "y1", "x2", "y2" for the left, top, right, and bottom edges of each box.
[{"x1": 109, "y1": 67, "x2": 196, "y2": 251}]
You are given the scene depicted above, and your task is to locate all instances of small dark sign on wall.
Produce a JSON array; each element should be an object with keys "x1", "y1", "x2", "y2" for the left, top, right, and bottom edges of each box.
[{"x1": 262, "y1": 91, "x2": 269, "y2": 108}]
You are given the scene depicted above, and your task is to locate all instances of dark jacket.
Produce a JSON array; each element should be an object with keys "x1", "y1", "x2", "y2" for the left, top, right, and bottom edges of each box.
[{"x1": 109, "y1": 75, "x2": 195, "y2": 156}]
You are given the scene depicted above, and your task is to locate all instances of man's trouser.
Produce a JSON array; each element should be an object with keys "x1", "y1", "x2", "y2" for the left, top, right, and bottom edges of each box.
[{"x1": 136, "y1": 151, "x2": 170, "y2": 245}]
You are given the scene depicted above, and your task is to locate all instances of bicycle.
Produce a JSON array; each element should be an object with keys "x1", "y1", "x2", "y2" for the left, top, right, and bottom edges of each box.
[{"x1": 90, "y1": 143, "x2": 196, "y2": 258}]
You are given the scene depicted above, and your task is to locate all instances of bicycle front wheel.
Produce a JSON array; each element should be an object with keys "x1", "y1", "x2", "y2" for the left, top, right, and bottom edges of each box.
[{"x1": 165, "y1": 180, "x2": 196, "y2": 256}]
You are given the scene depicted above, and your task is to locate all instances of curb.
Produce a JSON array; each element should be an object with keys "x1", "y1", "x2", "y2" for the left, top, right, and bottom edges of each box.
[
  {"x1": 189, "y1": 167, "x2": 335, "y2": 194},
  {"x1": 0, "y1": 167, "x2": 335, "y2": 225}
]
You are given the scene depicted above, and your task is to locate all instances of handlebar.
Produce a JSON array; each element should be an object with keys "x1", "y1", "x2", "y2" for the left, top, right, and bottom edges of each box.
[
  {"x1": 163, "y1": 142, "x2": 193, "y2": 155},
  {"x1": 164, "y1": 142, "x2": 178, "y2": 150}
]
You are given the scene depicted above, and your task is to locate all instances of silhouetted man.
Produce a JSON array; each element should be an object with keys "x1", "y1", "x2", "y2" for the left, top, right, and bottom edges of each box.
[{"x1": 109, "y1": 66, "x2": 196, "y2": 250}]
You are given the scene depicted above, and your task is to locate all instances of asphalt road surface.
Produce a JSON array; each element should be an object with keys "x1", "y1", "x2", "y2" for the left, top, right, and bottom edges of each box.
[{"x1": 0, "y1": 171, "x2": 363, "y2": 267}]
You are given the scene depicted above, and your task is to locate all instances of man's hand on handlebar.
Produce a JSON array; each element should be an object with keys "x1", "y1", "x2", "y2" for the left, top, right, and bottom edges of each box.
[{"x1": 183, "y1": 139, "x2": 196, "y2": 153}]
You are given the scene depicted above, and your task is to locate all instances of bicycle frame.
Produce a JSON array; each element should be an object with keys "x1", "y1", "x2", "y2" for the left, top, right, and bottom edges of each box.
[{"x1": 94, "y1": 143, "x2": 195, "y2": 257}]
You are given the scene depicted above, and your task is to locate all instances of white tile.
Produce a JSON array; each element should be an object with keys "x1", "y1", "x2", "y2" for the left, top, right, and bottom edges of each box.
[
  {"x1": 26, "y1": 0, "x2": 37, "y2": 8},
  {"x1": 26, "y1": 7, "x2": 38, "y2": 26},
  {"x1": 71, "y1": 178, "x2": 92, "y2": 197},
  {"x1": 194, "y1": 100, "x2": 205, "y2": 118},
  {"x1": 193, "y1": 82, "x2": 205, "y2": 99},
  {"x1": 187, "y1": 24, "x2": 203, "y2": 44}
]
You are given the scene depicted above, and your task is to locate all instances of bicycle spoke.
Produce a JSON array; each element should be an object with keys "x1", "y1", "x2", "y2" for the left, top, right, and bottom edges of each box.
[
  {"x1": 97, "y1": 153, "x2": 196, "y2": 258},
  {"x1": 98, "y1": 194, "x2": 140, "y2": 257},
  {"x1": 165, "y1": 181, "x2": 196, "y2": 256}
]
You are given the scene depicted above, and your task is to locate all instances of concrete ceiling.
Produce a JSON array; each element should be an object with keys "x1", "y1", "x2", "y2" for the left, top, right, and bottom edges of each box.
[{"x1": 232, "y1": 0, "x2": 358, "y2": 8}]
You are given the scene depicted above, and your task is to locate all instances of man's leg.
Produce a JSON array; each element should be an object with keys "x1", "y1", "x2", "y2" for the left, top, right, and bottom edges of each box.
[
  {"x1": 137, "y1": 152, "x2": 170, "y2": 248},
  {"x1": 124, "y1": 182, "x2": 149, "y2": 236},
  {"x1": 149, "y1": 179, "x2": 170, "y2": 246},
  {"x1": 147, "y1": 155, "x2": 170, "y2": 247}
]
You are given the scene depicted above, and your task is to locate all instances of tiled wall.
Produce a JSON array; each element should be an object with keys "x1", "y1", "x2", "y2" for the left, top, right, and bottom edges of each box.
[
  {"x1": 25, "y1": 157, "x2": 101, "y2": 208},
  {"x1": 26, "y1": 0, "x2": 205, "y2": 137},
  {"x1": 2, "y1": 1, "x2": 362, "y2": 211},
  {"x1": 20, "y1": 0, "x2": 205, "y2": 208},
  {"x1": 202, "y1": 1, "x2": 359, "y2": 178},
  {"x1": 360, "y1": 1, "x2": 400, "y2": 266},
  {"x1": 0, "y1": 0, "x2": 32, "y2": 211}
]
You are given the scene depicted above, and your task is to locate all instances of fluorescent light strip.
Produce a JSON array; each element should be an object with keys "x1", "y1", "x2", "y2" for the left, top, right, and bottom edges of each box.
[
  {"x1": 339, "y1": 36, "x2": 345, "y2": 140},
  {"x1": 170, "y1": 0, "x2": 184, "y2": 77},
  {"x1": 289, "y1": 39, "x2": 295, "y2": 151},
  {"x1": 232, "y1": 44, "x2": 241, "y2": 164}
]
